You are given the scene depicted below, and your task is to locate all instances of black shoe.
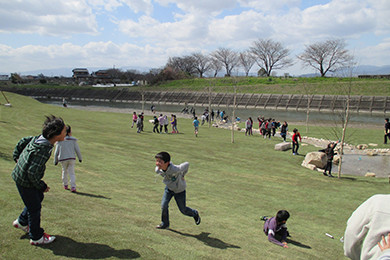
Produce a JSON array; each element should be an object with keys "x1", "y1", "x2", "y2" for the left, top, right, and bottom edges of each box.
[
  {"x1": 260, "y1": 216, "x2": 268, "y2": 221},
  {"x1": 328, "y1": 174, "x2": 334, "y2": 178},
  {"x1": 323, "y1": 172, "x2": 328, "y2": 176},
  {"x1": 156, "y1": 224, "x2": 169, "y2": 229},
  {"x1": 194, "y1": 211, "x2": 201, "y2": 225}
]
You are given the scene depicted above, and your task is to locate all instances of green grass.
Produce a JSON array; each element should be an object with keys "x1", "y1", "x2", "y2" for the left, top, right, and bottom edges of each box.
[
  {"x1": 0, "y1": 92, "x2": 389, "y2": 259},
  {"x1": 3, "y1": 76, "x2": 390, "y2": 96}
]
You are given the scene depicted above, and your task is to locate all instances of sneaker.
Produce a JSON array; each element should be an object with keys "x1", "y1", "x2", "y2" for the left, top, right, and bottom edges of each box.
[
  {"x1": 30, "y1": 233, "x2": 56, "y2": 245},
  {"x1": 156, "y1": 224, "x2": 169, "y2": 229},
  {"x1": 64, "y1": 185, "x2": 69, "y2": 190},
  {"x1": 260, "y1": 216, "x2": 268, "y2": 221},
  {"x1": 194, "y1": 211, "x2": 201, "y2": 225},
  {"x1": 323, "y1": 172, "x2": 328, "y2": 176},
  {"x1": 13, "y1": 219, "x2": 29, "y2": 233},
  {"x1": 328, "y1": 174, "x2": 335, "y2": 178},
  {"x1": 293, "y1": 153, "x2": 296, "y2": 155},
  {"x1": 71, "y1": 187, "x2": 76, "y2": 193}
]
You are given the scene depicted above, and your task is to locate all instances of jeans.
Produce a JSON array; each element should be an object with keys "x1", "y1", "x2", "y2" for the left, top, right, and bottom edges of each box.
[
  {"x1": 16, "y1": 184, "x2": 44, "y2": 240},
  {"x1": 160, "y1": 187, "x2": 197, "y2": 227},
  {"x1": 324, "y1": 161, "x2": 333, "y2": 174},
  {"x1": 292, "y1": 142, "x2": 299, "y2": 154}
]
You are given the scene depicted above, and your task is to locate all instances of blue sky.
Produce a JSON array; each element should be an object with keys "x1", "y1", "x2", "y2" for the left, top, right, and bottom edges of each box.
[{"x1": 0, "y1": 0, "x2": 389, "y2": 76}]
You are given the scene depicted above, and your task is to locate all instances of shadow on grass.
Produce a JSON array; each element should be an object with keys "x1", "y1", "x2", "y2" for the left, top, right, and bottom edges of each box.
[
  {"x1": 73, "y1": 191, "x2": 111, "y2": 200},
  {"x1": 0, "y1": 151, "x2": 13, "y2": 161},
  {"x1": 25, "y1": 235, "x2": 140, "y2": 259},
  {"x1": 286, "y1": 238, "x2": 311, "y2": 249},
  {"x1": 168, "y1": 229, "x2": 241, "y2": 249}
]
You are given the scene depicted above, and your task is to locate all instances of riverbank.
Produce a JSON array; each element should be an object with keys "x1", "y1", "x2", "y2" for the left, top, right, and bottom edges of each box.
[{"x1": 68, "y1": 104, "x2": 390, "y2": 156}]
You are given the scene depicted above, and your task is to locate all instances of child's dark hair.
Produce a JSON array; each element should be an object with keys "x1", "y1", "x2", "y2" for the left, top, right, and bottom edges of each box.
[
  {"x1": 66, "y1": 125, "x2": 71, "y2": 136},
  {"x1": 42, "y1": 115, "x2": 65, "y2": 139},
  {"x1": 386, "y1": 118, "x2": 389, "y2": 122},
  {"x1": 276, "y1": 210, "x2": 290, "y2": 223},
  {"x1": 293, "y1": 128, "x2": 298, "y2": 133},
  {"x1": 155, "y1": 152, "x2": 170, "y2": 163}
]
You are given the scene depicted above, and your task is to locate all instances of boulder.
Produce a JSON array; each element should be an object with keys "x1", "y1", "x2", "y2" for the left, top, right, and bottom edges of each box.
[
  {"x1": 275, "y1": 142, "x2": 291, "y2": 151},
  {"x1": 303, "y1": 152, "x2": 327, "y2": 169},
  {"x1": 366, "y1": 151, "x2": 377, "y2": 156},
  {"x1": 301, "y1": 161, "x2": 317, "y2": 171},
  {"x1": 365, "y1": 172, "x2": 376, "y2": 177},
  {"x1": 333, "y1": 155, "x2": 340, "y2": 165},
  {"x1": 357, "y1": 144, "x2": 368, "y2": 150}
]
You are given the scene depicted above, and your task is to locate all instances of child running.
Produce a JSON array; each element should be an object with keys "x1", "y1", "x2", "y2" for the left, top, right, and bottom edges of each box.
[
  {"x1": 154, "y1": 152, "x2": 201, "y2": 229},
  {"x1": 193, "y1": 116, "x2": 200, "y2": 137}
]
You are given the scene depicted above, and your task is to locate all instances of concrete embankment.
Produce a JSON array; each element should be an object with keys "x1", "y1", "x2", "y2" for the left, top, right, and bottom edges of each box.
[{"x1": 1, "y1": 86, "x2": 390, "y2": 114}]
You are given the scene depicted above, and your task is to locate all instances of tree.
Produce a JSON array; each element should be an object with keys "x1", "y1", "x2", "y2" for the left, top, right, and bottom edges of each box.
[
  {"x1": 298, "y1": 39, "x2": 354, "y2": 77},
  {"x1": 239, "y1": 51, "x2": 255, "y2": 76},
  {"x1": 167, "y1": 56, "x2": 197, "y2": 76},
  {"x1": 250, "y1": 39, "x2": 293, "y2": 77},
  {"x1": 211, "y1": 48, "x2": 239, "y2": 77},
  {"x1": 191, "y1": 52, "x2": 211, "y2": 78},
  {"x1": 210, "y1": 57, "x2": 222, "y2": 77}
]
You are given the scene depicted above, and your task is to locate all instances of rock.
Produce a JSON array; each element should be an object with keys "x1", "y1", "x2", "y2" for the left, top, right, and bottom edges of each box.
[
  {"x1": 357, "y1": 144, "x2": 368, "y2": 150},
  {"x1": 301, "y1": 161, "x2": 317, "y2": 171},
  {"x1": 303, "y1": 152, "x2": 327, "y2": 169},
  {"x1": 275, "y1": 142, "x2": 291, "y2": 151},
  {"x1": 333, "y1": 155, "x2": 340, "y2": 165},
  {"x1": 368, "y1": 143, "x2": 378, "y2": 147},
  {"x1": 365, "y1": 172, "x2": 376, "y2": 177},
  {"x1": 366, "y1": 151, "x2": 377, "y2": 156}
]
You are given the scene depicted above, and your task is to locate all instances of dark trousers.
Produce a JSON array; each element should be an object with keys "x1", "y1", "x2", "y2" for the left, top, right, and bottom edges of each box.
[
  {"x1": 292, "y1": 142, "x2": 299, "y2": 154},
  {"x1": 16, "y1": 184, "x2": 44, "y2": 240},
  {"x1": 160, "y1": 187, "x2": 196, "y2": 227},
  {"x1": 153, "y1": 124, "x2": 159, "y2": 133},
  {"x1": 324, "y1": 161, "x2": 333, "y2": 174},
  {"x1": 385, "y1": 133, "x2": 390, "y2": 144}
]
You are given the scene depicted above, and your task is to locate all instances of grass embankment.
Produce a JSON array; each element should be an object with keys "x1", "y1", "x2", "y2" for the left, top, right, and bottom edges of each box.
[
  {"x1": 0, "y1": 92, "x2": 388, "y2": 260},
  {"x1": 2, "y1": 76, "x2": 390, "y2": 96}
]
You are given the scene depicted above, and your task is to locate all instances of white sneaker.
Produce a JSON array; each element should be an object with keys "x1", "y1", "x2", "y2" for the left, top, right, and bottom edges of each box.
[
  {"x1": 30, "y1": 233, "x2": 56, "y2": 245},
  {"x1": 13, "y1": 219, "x2": 29, "y2": 233}
]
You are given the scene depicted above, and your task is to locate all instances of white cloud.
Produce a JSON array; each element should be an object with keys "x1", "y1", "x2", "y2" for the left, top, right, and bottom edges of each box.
[
  {"x1": 0, "y1": 0, "x2": 98, "y2": 36},
  {"x1": 356, "y1": 38, "x2": 390, "y2": 66}
]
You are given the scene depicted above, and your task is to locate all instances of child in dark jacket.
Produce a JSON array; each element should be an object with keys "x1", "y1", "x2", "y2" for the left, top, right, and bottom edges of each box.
[
  {"x1": 12, "y1": 115, "x2": 66, "y2": 245},
  {"x1": 261, "y1": 210, "x2": 290, "y2": 248},
  {"x1": 319, "y1": 141, "x2": 339, "y2": 177}
]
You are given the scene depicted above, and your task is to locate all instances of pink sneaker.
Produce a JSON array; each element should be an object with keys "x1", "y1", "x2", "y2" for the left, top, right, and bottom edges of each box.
[
  {"x1": 13, "y1": 219, "x2": 29, "y2": 232},
  {"x1": 64, "y1": 185, "x2": 69, "y2": 190},
  {"x1": 30, "y1": 233, "x2": 56, "y2": 245},
  {"x1": 71, "y1": 187, "x2": 76, "y2": 193}
]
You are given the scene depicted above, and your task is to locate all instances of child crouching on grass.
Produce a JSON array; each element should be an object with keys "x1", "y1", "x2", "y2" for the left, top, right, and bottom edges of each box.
[{"x1": 261, "y1": 210, "x2": 290, "y2": 248}]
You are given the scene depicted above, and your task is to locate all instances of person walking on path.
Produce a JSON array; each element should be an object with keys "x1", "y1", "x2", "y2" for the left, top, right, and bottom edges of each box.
[
  {"x1": 292, "y1": 128, "x2": 302, "y2": 155},
  {"x1": 12, "y1": 115, "x2": 66, "y2": 245},
  {"x1": 154, "y1": 152, "x2": 201, "y2": 229},
  {"x1": 54, "y1": 125, "x2": 83, "y2": 192}
]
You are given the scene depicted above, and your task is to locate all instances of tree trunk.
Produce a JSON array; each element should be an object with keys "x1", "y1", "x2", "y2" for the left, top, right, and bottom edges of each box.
[
  {"x1": 231, "y1": 85, "x2": 237, "y2": 143},
  {"x1": 338, "y1": 95, "x2": 350, "y2": 178}
]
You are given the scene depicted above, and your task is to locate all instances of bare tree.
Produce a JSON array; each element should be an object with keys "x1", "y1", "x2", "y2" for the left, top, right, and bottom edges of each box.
[
  {"x1": 209, "y1": 57, "x2": 222, "y2": 77},
  {"x1": 250, "y1": 39, "x2": 293, "y2": 77},
  {"x1": 298, "y1": 39, "x2": 354, "y2": 77},
  {"x1": 211, "y1": 48, "x2": 239, "y2": 77},
  {"x1": 192, "y1": 52, "x2": 211, "y2": 78},
  {"x1": 167, "y1": 56, "x2": 197, "y2": 76},
  {"x1": 239, "y1": 51, "x2": 255, "y2": 76}
]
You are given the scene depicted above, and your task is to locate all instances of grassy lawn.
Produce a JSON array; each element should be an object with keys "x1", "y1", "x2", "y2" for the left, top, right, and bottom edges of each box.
[
  {"x1": 2, "y1": 76, "x2": 390, "y2": 96},
  {"x1": 0, "y1": 92, "x2": 389, "y2": 259}
]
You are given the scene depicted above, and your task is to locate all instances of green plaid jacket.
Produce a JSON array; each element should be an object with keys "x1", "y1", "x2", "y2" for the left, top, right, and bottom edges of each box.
[{"x1": 12, "y1": 135, "x2": 53, "y2": 191}]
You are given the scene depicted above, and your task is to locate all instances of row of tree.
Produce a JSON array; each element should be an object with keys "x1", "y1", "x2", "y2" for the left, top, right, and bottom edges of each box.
[{"x1": 162, "y1": 38, "x2": 354, "y2": 79}]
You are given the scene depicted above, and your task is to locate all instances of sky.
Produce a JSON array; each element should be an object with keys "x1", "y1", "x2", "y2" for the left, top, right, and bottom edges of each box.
[{"x1": 0, "y1": 0, "x2": 390, "y2": 76}]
